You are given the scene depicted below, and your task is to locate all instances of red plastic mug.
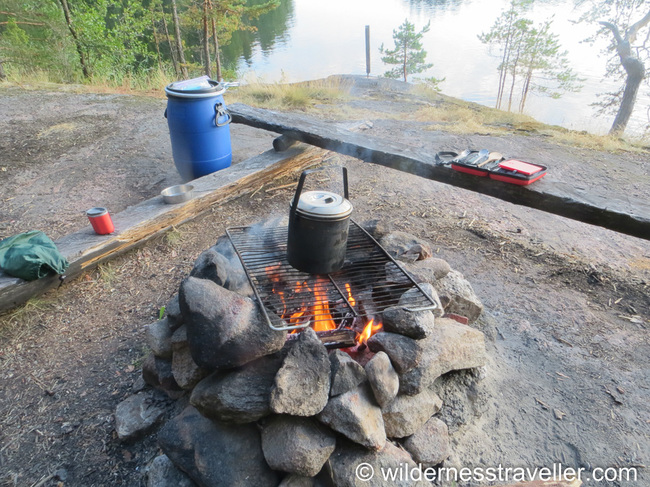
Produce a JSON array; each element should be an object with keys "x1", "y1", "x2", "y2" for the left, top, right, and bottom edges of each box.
[{"x1": 86, "y1": 207, "x2": 115, "y2": 235}]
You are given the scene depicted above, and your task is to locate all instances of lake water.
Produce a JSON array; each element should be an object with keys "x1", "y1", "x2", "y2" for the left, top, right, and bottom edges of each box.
[{"x1": 222, "y1": 0, "x2": 649, "y2": 137}]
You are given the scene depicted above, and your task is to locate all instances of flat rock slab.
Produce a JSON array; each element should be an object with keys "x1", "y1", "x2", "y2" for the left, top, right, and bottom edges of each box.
[
  {"x1": 158, "y1": 406, "x2": 279, "y2": 487},
  {"x1": 402, "y1": 416, "x2": 450, "y2": 467},
  {"x1": 318, "y1": 384, "x2": 386, "y2": 451},
  {"x1": 381, "y1": 306, "x2": 435, "y2": 340},
  {"x1": 271, "y1": 328, "x2": 331, "y2": 416},
  {"x1": 115, "y1": 393, "x2": 166, "y2": 441},
  {"x1": 382, "y1": 389, "x2": 443, "y2": 439},
  {"x1": 399, "y1": 318, "x2": 487, "y2": 395},
  {"x1": 179, "y1": 276, "x2": 285, "y2": 370},
  {"x1": 326, "y1": 440, "x2": 429, "y2": 487},
  {"x1": 261, "y1": 415, "x2": 336, "y2": 477},
  {"x1": 190, "y1": 353, "x2": 284, "y2": 423}
]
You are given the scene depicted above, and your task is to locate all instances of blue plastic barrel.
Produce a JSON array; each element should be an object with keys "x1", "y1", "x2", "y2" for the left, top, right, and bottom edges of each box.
[{"x1": 164, "y1": 78, "x2": 232, "y2": 181}]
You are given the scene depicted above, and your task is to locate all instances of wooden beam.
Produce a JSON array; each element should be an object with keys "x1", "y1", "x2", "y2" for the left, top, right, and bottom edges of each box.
[
  {"x1": 229, "y1": 103, "x2": 650, "y2": 241},
  {"x1": 0, "y1": 145, "x2": 327, "y2": 314}
]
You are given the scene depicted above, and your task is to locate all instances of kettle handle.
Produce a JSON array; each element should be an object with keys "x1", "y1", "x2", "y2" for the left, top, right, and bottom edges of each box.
[{"x1": 290, "y1": 166, "x2": 349, "y2": 221}]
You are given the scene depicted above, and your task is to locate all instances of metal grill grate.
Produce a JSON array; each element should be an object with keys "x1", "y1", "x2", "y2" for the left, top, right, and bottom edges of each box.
[{"x1": 226, "y1": 220, "x2": 437, "y2": 332}]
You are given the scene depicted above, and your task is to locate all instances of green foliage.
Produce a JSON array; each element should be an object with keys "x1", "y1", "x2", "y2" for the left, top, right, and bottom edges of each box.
[
  {"x1": 0, "y1": 0, "x2": 281, "y2": 86},
  {"x1": 380, "y1": 19, "x2": 434, "y2": 82}
]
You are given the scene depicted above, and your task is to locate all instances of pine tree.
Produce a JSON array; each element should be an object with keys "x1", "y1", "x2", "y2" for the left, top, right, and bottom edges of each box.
[{"x1": 380, "y1": 19, "x2": 433, "y2": 82}]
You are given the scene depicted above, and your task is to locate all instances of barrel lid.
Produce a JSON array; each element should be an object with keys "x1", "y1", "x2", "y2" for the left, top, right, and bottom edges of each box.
[
  {"x1": 294, "y1": 191, "x2": 353, "y2": 219},
  {"x1": 165, "y1": 76, "x2": 226, "y2": 98},
  {"x1": 86, "y1": 207, "x2": 108, "y2": 217}
]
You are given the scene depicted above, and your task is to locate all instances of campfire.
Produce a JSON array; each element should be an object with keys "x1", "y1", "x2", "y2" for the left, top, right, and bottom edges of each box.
[{"x1": 265, "y1": 264, "x2": 384, "y2": 347}]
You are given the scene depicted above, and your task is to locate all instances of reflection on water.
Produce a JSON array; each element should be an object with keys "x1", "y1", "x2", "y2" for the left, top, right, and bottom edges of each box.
[
  {"x1": 220, "y1": 0, "x2": 648, "y2": 136},
  {"x1": 222, "y1": 0, "x2": 295, "y2": 66}
]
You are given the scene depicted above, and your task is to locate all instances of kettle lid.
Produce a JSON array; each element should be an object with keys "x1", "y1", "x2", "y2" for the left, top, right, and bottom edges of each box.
[{"x1": 295, "y1": 191, "x2": 353, "y2": 219}]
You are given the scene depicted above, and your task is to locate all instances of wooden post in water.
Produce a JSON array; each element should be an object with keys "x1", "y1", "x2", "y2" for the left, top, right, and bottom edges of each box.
[{"x1": 365, "y1": 25, "x2": 371, "y2": 77}]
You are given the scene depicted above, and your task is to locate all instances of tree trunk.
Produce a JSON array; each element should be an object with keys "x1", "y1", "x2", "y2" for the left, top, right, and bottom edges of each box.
[
  {"x1": 497, "y1": 10, "x2": 515, "y2": 110},
  {"x1": 209, "y1": 0, "x2": 222, "y2": 81},
  {"x1": 150, "y1": 4, "x2": 164, "y2": 72},
  {"x1": 610, "y1": 57, "x2": 644, "y2": 135},
  {"x1": 600, "y1": 12, "x2": 650, "y2": 135},
  {"x1": 170, "y1": 0, "x2": 188, "y2": 78},
  {"x1": 160, "y1": 4, "x2": 180, "y2": 77},
  {"x1": 402, "y1": 38, "x2": 407, "y2": 82},
  {"x1": 57, "y1": 0, "x2": 90, "y2": 79},
  {"x1": 0, "y1": 60, "x2": 6, "y2": 80},
  {"x1": 202, "y1": 0, "x2": 211, "y2": 77}
]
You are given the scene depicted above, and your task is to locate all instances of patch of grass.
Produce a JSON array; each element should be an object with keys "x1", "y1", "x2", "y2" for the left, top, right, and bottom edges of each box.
[
  {"x1": 164, "y1": 226, "x2": 183, "y2": 248},
  {"x1": 97, "y1": 263, "x2": 119, "y2": 288},
  {"x1": 0, "y1": 297, "x2": 52, "y2": 340},
  {"x1": 232, "y1": 76, "x2": 352, "y2": 110}
]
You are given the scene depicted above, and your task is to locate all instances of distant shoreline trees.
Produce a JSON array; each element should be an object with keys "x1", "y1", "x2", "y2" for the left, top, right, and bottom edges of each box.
[
  {"x1": 0, "y1": 0, "x2": 280, "y2": 84},
  {"x1": 480, "y1": 0, "x2": 582, "y2": 114}
]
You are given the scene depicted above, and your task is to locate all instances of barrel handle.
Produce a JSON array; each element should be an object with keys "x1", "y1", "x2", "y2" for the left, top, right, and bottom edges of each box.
[
  {"x1": 215, "y1": 103, "x2": 232, "y2": 127},
  {"x1": 289, "y1": 166, "x2": 349, "y2": 223}
]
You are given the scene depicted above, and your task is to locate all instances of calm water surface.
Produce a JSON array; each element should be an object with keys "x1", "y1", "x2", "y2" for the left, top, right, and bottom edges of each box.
[{"x1": 223, "y1": 0, "x2": 649, "y2": 136}]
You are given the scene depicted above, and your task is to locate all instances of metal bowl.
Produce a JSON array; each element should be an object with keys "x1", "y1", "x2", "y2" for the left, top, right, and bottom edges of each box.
[{"x1": 161, "y1": 184, "x2": 194, "y2": 204}]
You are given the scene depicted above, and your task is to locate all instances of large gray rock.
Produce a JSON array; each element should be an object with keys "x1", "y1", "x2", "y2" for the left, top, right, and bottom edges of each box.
[
  {"x1": 382, "y1": 389, "x2": 443, "y2": 439},
  {"x1": 326, "y1": 440, "x2": 429, "y2": 487},
  {"x1": 158, "y1": 406, "x2": 279, "y2": 487},
  {"x1": 381, "y1": 306, "x2": 435, "y2": 340},
  {"x1": 261, "y1": 415, "x2": 336, "y2": 477},
  {"x1": 147, "y1": 454, "x2": 196, "y2": 487},
  {"x1": 399, "y1": 318, "x2": 487, "y2": 396},
  {"x1": 115, "y1": 393, "x2": 166, "y2": 440},
  {"x1": 190, "y1": 247, "x2": 253, "y2": 296},
  {"x1": 434, "y1": 368, "x2": 489, "y2": 434},
  {"x1": 271, "y1": 328, "x2": 331, "y2": 416},
  {"x1": 329, "y1": 350, "x2": 367, "y2": 397},
  {"x1": 190, "y1": 353, "x2": 284, "y2": 423},
  {"x1": 142, "y1": 354, "x2": 184, "y2": 399},
  {"x1": 146, "y1": 318, "x2": 173, "y2": 359},
  {"x1": 402, "y1": 417, "x2": 450, "y2": 467},
  {"x1": 317, "y1": 384, "x2": 386, "y2": 451},
  {"x1": 171, "y1": 326, "x2": 209, "y2": 390},
  {"x1": 398, "y1": 283, "x2": 443, "y2": 318},
  {"x1": 435, "y1": 269, "x2": 483, "y2": 323},
  {"x1": 366, "y1": 332, "x2": 423, "y2": 375},
  {"x1": 179, "y1": 277, "x2": 285, "y2": 370},
  {"x1": 379, "y1": 232, "x2": 432, "y2": 263},
  {"x1": 365, "y1": 352, "x2": 399, "y2": 408}
]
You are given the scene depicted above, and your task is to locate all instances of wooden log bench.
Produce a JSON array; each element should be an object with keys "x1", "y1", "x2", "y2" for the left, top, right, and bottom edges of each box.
[
  {"x1": 0, "y1": 144, "x2": 328, "y2": 314},
  {"x1": 228, "y1": 103, "x2": 650, "y2": 241}
]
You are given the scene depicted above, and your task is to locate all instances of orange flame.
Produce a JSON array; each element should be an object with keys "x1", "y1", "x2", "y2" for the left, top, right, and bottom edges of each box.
[
  {"x1": 312, "y1": 278, "x2": 337, "y2": 332},
  {"x1": 357, "y1": 318, "x2": 383, "y2": 345}
]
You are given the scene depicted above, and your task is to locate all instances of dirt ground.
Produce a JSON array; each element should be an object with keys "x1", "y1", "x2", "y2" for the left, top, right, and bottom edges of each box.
[{"x1": 0, "y1": 77, "x2": 649, "y2": 487}]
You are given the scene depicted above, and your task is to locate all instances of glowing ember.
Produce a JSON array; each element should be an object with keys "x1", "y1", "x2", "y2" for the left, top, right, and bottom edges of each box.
[{"x1": 345, "y1": 283, "x2": 356, "y2": 307}]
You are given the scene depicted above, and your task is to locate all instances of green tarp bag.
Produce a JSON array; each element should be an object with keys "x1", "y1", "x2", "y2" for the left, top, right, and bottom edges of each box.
[{"x1": 0, "y1": 231, "x2": 69, "y2": 281}]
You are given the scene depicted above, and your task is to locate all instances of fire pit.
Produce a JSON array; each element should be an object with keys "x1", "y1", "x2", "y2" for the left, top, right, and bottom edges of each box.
[{"x1": 125, "y1": 220, "x2": 489, "y2": 486}]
